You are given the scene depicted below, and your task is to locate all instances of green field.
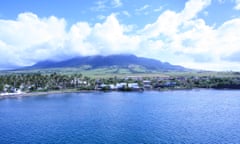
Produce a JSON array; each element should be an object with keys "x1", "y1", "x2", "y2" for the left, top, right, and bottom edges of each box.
[{"x1": 1, "y1": 66, "x2": 240, "y2": 79}]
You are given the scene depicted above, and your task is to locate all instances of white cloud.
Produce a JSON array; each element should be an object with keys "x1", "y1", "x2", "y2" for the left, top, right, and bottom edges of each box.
[
  {"x1": 2, "y1": 0, "x2": 240, "y2": 71},
  {"x1": 136, "y1": 4, "x2": 150, "y2": 12},
  {"x1": 97, "y1": 15, "x2": 106, "y2": 20},
  {"x1": 137, "y1": 0, "x2": 240, "y2": 71},
  {"x1": 122, "y1": 11, "x2": 131, "y2": 17},
  {"x1": 91, "y1": 0, "x2": 108, "y2": 11},
  {"x1": 112, "y1": 0, "x2": 122, "y2": 7},
  {"x1": 140, "y1": 10, "x2": 180, "y2": 38},
  {"x1": 91, "y1": 0, "x2": 122, "y2": 11},
  {"x1": 180, "y1": 0, "x2": 211, "y2": 20},
  {"x1": 0, "y1": 12, "x2": 67, "y2": 65},
  {"x1": 154, "y1": 6, "x2": 163, "y2": 12},
  {"x1": 203, "y1": 11, "x2": 208, "y2": 16},
  {"x1": 0, "y1": 12, "x2": 140, "y2": 67},
  {"x1": 140, "y1": 0, "x2": 211, "y2": 38},
  {"x1": 90, "y1": 14, "x2": 140, "y2": 55},
  {"x1": 235, "y1": 0, "x2": 240, "y2": 10},
  {"x1": 68, "y1": 22, "x2": 97, "y2": 56}
]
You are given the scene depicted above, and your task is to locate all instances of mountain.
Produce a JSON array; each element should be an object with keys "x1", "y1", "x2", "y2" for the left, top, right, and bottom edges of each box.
[{"x1": 24, "y1": 54, "x2": 187, "y2": 72}]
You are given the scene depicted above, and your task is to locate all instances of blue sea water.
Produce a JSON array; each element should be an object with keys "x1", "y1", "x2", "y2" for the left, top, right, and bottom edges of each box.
[{"x1": 1, "y1": 90, "x2": 240, "y2": 144}]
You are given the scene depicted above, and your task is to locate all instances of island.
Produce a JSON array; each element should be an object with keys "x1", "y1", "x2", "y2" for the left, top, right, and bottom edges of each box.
[{"x1": 1, "y1": 71, "x2": 240, "y2": 98}]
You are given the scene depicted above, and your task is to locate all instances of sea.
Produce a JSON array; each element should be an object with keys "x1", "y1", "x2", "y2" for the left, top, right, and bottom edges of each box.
[{"x1": 0, "y1": 90, "x2": 240, "y2": 144}]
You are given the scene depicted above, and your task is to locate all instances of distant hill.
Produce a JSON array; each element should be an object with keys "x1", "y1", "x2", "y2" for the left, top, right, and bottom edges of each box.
[{"x1": 24, "y1": 54, "x2": 187, "y2": 72}]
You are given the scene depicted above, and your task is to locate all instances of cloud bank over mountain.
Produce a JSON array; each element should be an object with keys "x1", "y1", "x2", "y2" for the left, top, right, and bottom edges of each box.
[{"x1": 0, "y1": 0, "x2": 240, "y2": 71}]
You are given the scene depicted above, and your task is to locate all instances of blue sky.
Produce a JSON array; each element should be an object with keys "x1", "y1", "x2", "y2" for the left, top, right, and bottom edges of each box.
[
  {"x1": 0, "y1": 0, "x2": 240, "y2": 71},
  {"x1": 0, "y1": 0, "x2": 188, "y2": 29}
]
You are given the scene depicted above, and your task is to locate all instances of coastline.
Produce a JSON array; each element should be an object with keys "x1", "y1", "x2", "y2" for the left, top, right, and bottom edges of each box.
[
  {"x1": 1, "y1": 88, "x2": 239, "y2": 100},
  {"x1": 0, "y1": 89, "x2": 97, "y2": 100},
  {"x1": 0, "y1": 88, "x2": 186, "y2": 99}
]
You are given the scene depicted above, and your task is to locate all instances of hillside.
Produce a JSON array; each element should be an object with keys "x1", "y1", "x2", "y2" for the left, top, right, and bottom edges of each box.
[{"x1": 25, "y1": 54, "x2": 187, "y2": 72}]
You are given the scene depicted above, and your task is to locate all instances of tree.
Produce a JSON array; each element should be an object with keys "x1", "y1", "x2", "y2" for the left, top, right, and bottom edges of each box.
[{"x1": 0, "y1": 83, "x2": 3, "y2": 92}]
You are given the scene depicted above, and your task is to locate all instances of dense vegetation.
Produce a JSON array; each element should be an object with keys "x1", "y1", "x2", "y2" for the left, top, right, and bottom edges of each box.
[
  {"x1": 0, "y1": 73, "x2": 91, "y2": 92},
  {"x1": 1, "y1": 72, "x2": 240, "y2": 93}
]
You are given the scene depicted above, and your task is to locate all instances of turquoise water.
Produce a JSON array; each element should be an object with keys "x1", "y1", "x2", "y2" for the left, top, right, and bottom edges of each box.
[{"x1": 1, "y1": 90, "x2": 240, "y2": 143}]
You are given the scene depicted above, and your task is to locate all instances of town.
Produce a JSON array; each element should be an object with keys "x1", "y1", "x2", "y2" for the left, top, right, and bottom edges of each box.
[{"x1": 1, "y1": 72, "x2": 240, "y2": 96}]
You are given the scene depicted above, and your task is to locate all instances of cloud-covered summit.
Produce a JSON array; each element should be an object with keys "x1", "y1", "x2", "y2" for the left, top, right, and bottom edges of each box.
[{"x1": 0, "y1": 0, "x2": 240, "y2": 71}]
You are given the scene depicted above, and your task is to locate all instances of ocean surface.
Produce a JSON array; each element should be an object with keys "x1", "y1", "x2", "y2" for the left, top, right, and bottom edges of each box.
[{"x1": 1, "y1": 90, "x2": 240, "y2": 144}]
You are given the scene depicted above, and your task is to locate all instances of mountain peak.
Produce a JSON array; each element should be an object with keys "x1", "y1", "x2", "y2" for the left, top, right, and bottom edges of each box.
[{"x1": 26, "y1": 54, "x2": 187, "y2": 72}]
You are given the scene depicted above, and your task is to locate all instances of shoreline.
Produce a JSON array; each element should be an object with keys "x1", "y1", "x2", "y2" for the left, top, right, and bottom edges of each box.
[
  {"x1": 0, "y1": 89, "x2": 97, "y2": 100},
  {"x1": 1, "y1": 88, "x2": 240, "y2": 100}
]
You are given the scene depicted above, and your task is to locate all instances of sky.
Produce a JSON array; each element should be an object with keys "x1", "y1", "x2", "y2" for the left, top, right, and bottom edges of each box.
[{"x1": 0, "y1": 0, "x2": 240, "y2": 71}]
